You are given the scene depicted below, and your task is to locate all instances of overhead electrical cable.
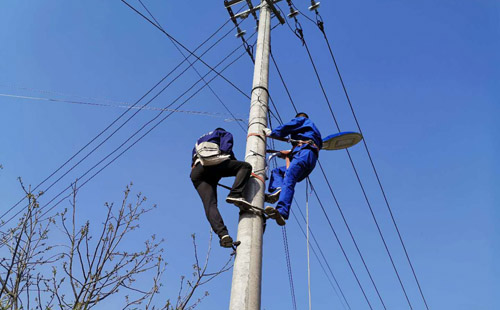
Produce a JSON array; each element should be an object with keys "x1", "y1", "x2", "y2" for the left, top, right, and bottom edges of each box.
[
  {"x1": 34, "y1": 49, "x2": 248, "y2": 224},
  {"x1": 1, "y1": 42, "x2": 249, "y2": 229},
  {"x1": 0, "y1": 15, "x2": 237, "y2": 223},
  {"x1": 305, "y1": 7, "x2": 430, "y2": 309},
  {"x1": 0, "y1": 93, "x2": 246, "y2": 122},
  {"x1": 269, "y1": 97, "x2": 371, "y2": 310},
  {"x1": 271, "y1": 41, "x2": 385, "y2": 308},
  {"x1": 121, "y1": 0, "x2": 251, "y2": 100},
  {"x1": 137, "y1": 0, "x2": 247, "y2": 133},
  {"x1": 1, "y1": 26, "x2": 237, "y2": 227},
  {"x1": 283, "y1": 4, "x2": 415, "y2": 307}
]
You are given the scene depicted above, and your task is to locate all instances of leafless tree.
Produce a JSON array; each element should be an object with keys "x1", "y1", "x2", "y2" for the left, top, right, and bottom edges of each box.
[
  {"x1": 0, "y1": 181, "x2": 234, "y2": 310},
  {"x1": 0, "y1": 179, "x2": 57, "y2": 310},
  {"x1": 157, "y1": 233, "x2": 233, "y2": 310},
  {"x1": 49, "y1": 183, "x2": 165, "y2": 309}
]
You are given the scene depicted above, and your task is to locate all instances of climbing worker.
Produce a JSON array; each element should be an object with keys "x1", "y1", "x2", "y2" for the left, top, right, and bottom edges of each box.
[
  {"x1": 190, "y1": 128, "x2": 253, "y2": 248},
  {"x1": 263, "y1": 112, "x2": 322, "y2": 226}
]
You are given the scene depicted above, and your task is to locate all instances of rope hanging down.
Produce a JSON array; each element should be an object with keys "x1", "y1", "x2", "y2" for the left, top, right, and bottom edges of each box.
[
  {"x1": 306, "y1": 179, "x2": 312, "y2": 310},
  {"x1": 291, "y1": 202, "x2": 351, "y2": 310}
]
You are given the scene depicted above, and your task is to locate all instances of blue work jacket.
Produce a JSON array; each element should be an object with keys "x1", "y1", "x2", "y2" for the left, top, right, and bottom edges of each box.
[
  {"x1": 191, "y1": 128, "x2": 236, "y2": 165},
  {"x1": 270, "y1": 117, "x2": 323, "y2": 154}
]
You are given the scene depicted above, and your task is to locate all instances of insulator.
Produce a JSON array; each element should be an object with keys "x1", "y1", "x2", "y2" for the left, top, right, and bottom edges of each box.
[
  {"x1": 236, "y1": 29, "x2": 247, "y2": 38},
  {"x1": 308, "y1": 0, "x2": 320, "y2": 11},
  {"x1": 288, "y1": 8, "x2": 299, "y2": 18}
]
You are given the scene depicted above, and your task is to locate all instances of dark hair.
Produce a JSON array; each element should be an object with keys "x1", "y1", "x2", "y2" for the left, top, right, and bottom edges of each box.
[{"x1": 295, "y1": 112, "x2": 309, "y2": 118}]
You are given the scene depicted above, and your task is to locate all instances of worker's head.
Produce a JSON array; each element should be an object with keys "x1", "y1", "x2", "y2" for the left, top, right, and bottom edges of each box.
[{"x1": 295, "y1": 112, "x2": 309, "y2": 119}]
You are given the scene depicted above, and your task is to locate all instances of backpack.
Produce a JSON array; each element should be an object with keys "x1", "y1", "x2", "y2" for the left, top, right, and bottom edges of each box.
[{"x1": 195, "y1": 141, "x2": 230, "y2": 166}]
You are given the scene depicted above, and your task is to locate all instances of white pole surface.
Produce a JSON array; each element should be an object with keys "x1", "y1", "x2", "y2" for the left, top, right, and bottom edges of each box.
[{"x1": 229, "y1": 1, "x2": 271, "y2": 310}]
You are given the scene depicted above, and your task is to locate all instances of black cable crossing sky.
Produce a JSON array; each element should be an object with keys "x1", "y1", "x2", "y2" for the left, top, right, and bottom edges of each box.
[
  {"x1": 37, "y1": 48, "x2": 249, "y2": 223},
  {"x1": 306, "y1": 7, "x2": 430, "y2": 309},
  {"x1": 137, "y1": 0, "x2": 248, "y2": 133},
  {"x1": 1, "y1": 31, "x2": 250, "y2": 230},
  {"x1": 0, "y1": 15, "x2": 237, "y2": 226},
  {"x1": 121, "y1": 0, "x2": 251, "y2": 100},
  {"x1": 266, "y1": 69, "x2": 374, "y2": 308},
  {"x1": 282, "y1": 2, "x2": 415, "y2": 307},
  {"x1": 270, "y1": 37, "x2": 385, "y2": 309}
]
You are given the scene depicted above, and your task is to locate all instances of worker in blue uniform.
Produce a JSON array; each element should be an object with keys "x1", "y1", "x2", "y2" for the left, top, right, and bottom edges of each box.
[
  {"x1": 190, "y1": 128, "x2": 253, "y2": 247},
  {"x1": 263, "y1": 113, "x2": 322, "y2": 226}
]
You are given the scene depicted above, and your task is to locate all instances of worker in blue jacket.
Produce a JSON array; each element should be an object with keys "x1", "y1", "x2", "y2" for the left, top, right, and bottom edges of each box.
[
  {"x1": 263, "y1": 113, "x2": 322, "y2": 226},
  {"x1": 190, "y1": 128, "x2": 253, "y2": 248}
]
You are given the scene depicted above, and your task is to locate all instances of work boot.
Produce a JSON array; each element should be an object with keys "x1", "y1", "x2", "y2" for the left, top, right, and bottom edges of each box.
[
  {"x1": 219, "y1": 235, "x2": 234, "y2": 248},
  {"x1": 264, "y1": 206, "x2": 286, "y2": 226},
  {"x1": 226, "y1": 196, "x2": 252, "y2": 211},
  {"x1": 264, "y1": 188, "x2": 281, "y2": 204}
]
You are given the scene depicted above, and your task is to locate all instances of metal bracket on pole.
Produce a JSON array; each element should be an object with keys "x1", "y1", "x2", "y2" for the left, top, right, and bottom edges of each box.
[
  {"x1": 264, "y1": 0, "x2": 285, "y2": 24},
  {"x1": 231, "y1": 0, "x2": 285, "y2": 25}
]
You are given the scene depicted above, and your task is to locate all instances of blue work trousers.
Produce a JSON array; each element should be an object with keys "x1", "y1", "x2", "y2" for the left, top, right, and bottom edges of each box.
[{"x1": 268, "y1": 148, "x2": 318, "y2": 219}]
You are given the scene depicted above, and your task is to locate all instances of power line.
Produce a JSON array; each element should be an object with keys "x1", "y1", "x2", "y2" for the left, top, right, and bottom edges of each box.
[
  {"x1": 267, "y1": 100, "x2": 371, "y2": 309},
  {"x1": 315, "y1": 159, "x2": 388, "y2": 308},
  {"x1": 0, "y1": 92, "x2": 246, "y2": 122},
  {"x1": 137, "y1": 0, "x2": 248, "y2": 133},
  {"x1": 121, "y1": 0, "x2": 251, "y2": 100},
  {"x1": 1, "y1": 40, "x2": 248, "y2": 229},
  {"x1": 35, "y1": 49, "x2": 248, "y2": 224},
  {"x1": 0, "y1": 15, "x2": 237, "y2": 224},
  {"x1": 270, "y1": 38, "x2": 385, "y2": 308},
  {"x1": 307, "y1": 7, "x2": 430, "y2": 308},
  {"x1": 268, "y1": 116, "x2": 347, "y2": 310},
  {"x1": 284, "y1": 6, "x2": 414, "y2": 308}
]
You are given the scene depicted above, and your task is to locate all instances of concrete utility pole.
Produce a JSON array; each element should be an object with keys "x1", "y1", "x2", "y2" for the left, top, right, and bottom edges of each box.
[{"x1": 229, "y1": 1, "x2": 274, "y2": 309}]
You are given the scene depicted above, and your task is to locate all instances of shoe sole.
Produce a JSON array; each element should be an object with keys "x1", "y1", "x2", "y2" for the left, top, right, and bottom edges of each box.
[
  {"x1": 226, "y1": 197, "x2": 253, "y2": 211},
  {"x1": 265, "y1": 189, "x2": 281, "y2": 204},
  {"x1": 264, "y1": 206, "x2": 278, "y2": 219},
  {"x1": 275, "y1": 214, "x2": 286, "y2": 226},
  {"x1": 265, "y1": 206, "x2": 286, "y2": 225}
]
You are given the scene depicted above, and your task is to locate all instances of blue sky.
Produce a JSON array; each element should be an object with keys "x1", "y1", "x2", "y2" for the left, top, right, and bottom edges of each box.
[{"x1": 0, "y1": 0, "x2": 498, "y2": 309}]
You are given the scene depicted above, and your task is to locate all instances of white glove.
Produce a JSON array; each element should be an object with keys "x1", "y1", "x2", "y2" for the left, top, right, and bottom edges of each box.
[{"x1": 263, "y1": 128, "x2": 272, "y2": 136}]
